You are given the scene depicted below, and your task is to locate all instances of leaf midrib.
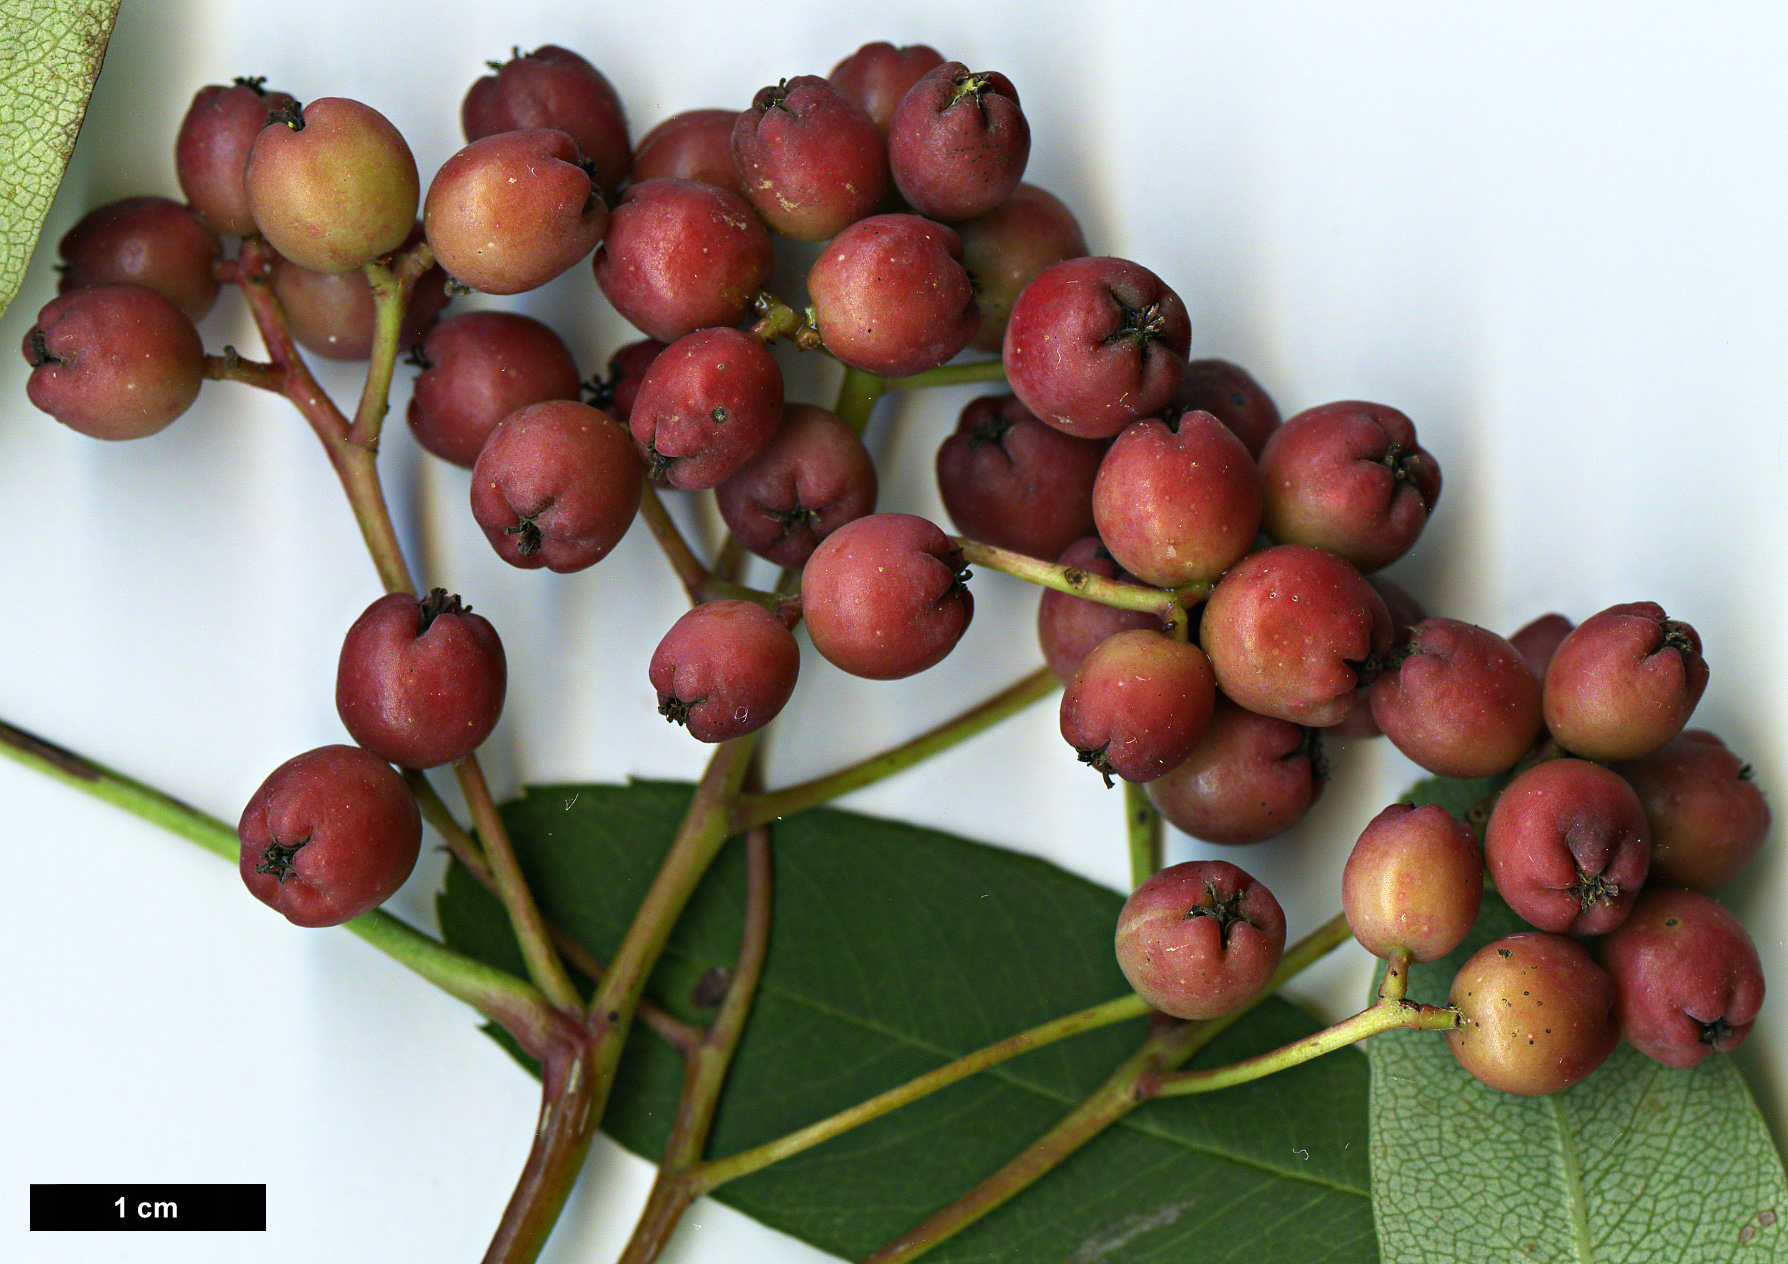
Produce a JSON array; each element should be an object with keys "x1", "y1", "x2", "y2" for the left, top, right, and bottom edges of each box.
[{"x1": 1550, "y1": 1092, "x2": 1596, "y2": 1264}]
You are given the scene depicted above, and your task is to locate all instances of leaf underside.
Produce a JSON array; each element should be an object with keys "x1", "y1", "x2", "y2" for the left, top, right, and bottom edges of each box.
[
  {"x1": 0, "y1": 1, "x2": 121, "y2": 320},
  {"x1": 1369, "y1": 775, "x2": 1788, "y2": 1264},
  {"x1": 437, "y1": 780, "x2": 1376, "y2": 1263}
]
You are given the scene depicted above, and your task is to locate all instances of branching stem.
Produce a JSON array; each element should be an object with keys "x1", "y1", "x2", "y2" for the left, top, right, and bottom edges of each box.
[
  {"x1": 404, "y1": 771, "x2": 704, "y2": 1056},
  {"x1": 735, "y1": 666, "x2": 1059, "y2": 829},
  {"x1": 0, "y1": 718, "x2": 558, "y2": 1046},
  {"x1": 616, "y1": 824, "x2": 775, "y2": 1264},
  {"x1": 690, "y1": 992, "x2": 1152, "y2": 1197},
  {"x1": 349, "y1": 240, "x2": 435, "y2": 448},
  {"x1": 231, "y1": 237, "x2": 415, "y2": 596},
  {"x1": 454, "y1": 756, "x2": 582, "y2": 1014},
  {"x1": 1151, "y1": 996, "x2": 1459, "y2": 1098},
  {"x1": 203, "y1": 348, "x2": 284, "y2": 391},
  {"x1": 953, "y1": 537, "x2": 1197, "y2": 636},
  {"x1": 858, "y1": 910, "x2": 1357, "y2": 1262}
]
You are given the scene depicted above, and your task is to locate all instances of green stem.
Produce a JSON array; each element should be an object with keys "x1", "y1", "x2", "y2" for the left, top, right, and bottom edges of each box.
[
  {"x1": 861, "y1": 1018, "x2": 1208, "y2": 1264},
  {"x1": 0, "y1": 718, "x2": 238, "y2": 861},
  {"x1": 691, "y1": 992, "x2": 1151, "y2": 1197},
  {"x1": 1123, "y1": 781, "x2": 1160, "y2": 889},
  {"x1": 638, "y1": 479, "x2": 745, "y2": 605},
  {"x1": 833, "y1": 364, "x2": 887, "y2": 434},
  {"x1": 231, "y1": 238, "x2": 416, "y2": 596},
  {"x1": 1377, "y1": 948, "x2": 1413, "y2": 1004},
  {"x1": 504, "y1": 742, "x2": 757, "y2": 1264},
  {"x1": 455, "y1": 755, "x2": 582, "y2": 1015},
  {"x1": 617, "y1": 824, "x2": 775, "y2": 1264},
  {"x1": 579, "y1": 733, "x2": 760, "y2": 1111},
  {"x1": 856, "y1": 910, "x2": 1357, "y2": 1262},
  {"x1": 349, "y1": 241, "x2": 433, "y2": 448},
  {"x1": 954, "y1": 537, "x2": 1196, "y2": 633},
  {"x1": 0, "y1": 717, "x2": 560, "y2": 1046},
  {"x1": 676, "y1": 825, "x2": 775, "y2": 1163},
  {"x1": 1152, "y1": 997, "x2": 1459, "y2": 1097},
  {"x1": 883, "y1": 360, "x2": 1007, "y2": 391},
  {"x1": 405, "y1": 771, "x2": 704, "y2": 1056},
  {"x1": 348, "y1": 908, "x2": 572, "y2": 1057},
  {"x1": 734, "y1": 666, "x2": 1059, "y2": 830},
  {"x1": 638, "y1": 479, "x2": 708, "y2": 599},
  {"x1": 712, "y1": 533, "x2": 748, "y2": 584},
  {"x1": 747, "y1": 289, "x2": 817, "y2": 346},
  {"x1": 335, "y1": 444, "x2": 419, "y2": 596},
  {"x1": 203, "y1": 347, "x2": 285, "y2": 391}
]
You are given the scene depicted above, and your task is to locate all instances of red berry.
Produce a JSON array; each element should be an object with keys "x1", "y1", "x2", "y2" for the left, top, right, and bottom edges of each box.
[
  {"x1": 335, "y1": 589, "x2": 507, "y2": 769},
  {"x1": 238, "y1": 745, "x2": 421, "y2": 928}
]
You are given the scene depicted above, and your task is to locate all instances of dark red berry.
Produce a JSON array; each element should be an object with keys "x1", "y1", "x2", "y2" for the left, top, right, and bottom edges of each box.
[
  {"x1": 335, "y1": 589, "x2": 507, "y2": 769},
  {"x1": 238, "y1": 745, "x2": 421, "y2": 928}
]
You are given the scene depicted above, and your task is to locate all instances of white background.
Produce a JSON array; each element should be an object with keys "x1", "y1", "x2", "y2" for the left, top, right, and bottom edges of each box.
[{"x1": 4, "y1": 1, "x2": 1787, "y2": 1260}]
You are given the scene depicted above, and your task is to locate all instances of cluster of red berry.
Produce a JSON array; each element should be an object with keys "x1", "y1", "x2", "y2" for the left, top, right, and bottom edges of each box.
[{"x1": 17, "y1": 33, "x2": 1766, "y2": 1114}]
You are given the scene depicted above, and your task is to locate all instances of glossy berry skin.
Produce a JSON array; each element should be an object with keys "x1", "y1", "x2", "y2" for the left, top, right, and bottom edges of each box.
[
  {"x1": 801, "y1": 513, "x2": 973, "y2": 680},
  {"x1": 1595, "y1": 887, "x2": 1765, "y2": 1068},
  {"x1": 593, "y1": 177, "x2": 773, "y2": 343},
  {"x1": 1091, "y1": 411, "x2": 1261, "y2": 589},
  {"x1": 1368, "y1": 618, "x2": 1543, "y2": 778},
  {"x1": 1342, "y1": 803, "x2": 1482, "y2": 962},
  {"x1": 887, "y1": 62, "x2": 1030, "y2": 221},
  {"x1": 591, "y1": 338, "x2": 669, "y2": 426},
  {"x1": 238, "y1": 745, "x2": 421, "y2": 928},
  {"x1": 1332, "y1": 575, "x2": 1428, "y2": 739},
  {"x1": 1446, "y1": 931, "x2": 1619, "y2": 1096},
  {"x1": 271, "y1": 222, "x2": 450, "y2": 362},
  {"x1": 715, "y1": 402, "x2": 878, "y2": 568},
  {"x1": 335, "y1": 589, "x2": 507, "y2": 769},
  {"x1": 175, "y1": 78, "x2": 297, "y2": 236},
  {"x1": 828, "y1": 41, "x2": 946, "y2": 134},
  {"x1": 1146, "y1": 694, "x2": 1325, "y2": 845},
  {"x1": 631, "y1": 109, "x2": 744, "y2": 194},
  {"x1": 1115, "y1": 860, "x2": 1286, "y2": 1020},
  {"x1": 1257, "y1": 400, "x2": 1441, "y2": 572},
  {"x1": 956, "y1": 182, "x2": 1088, "y2": 354},
  {"x1": 807, "y1": 214, "x2": 980, "y2": 378},
  {"x1": 1035, "y1": 536, "x2": 1160, "y2": 686},
  {"x1": 1543, "y1": 602, "x2": 1708, "y2": 762},
  {"x1": 245, "y1": 97, "x2": 420, "y2": 273},
  {"x1": 471, "y1": 400, "x2": 642, "y2": 572},
  {"x1": 461, "y1": 45, "x2": 631, "y2": 199},
  {"x1": 1614, "y1": 730, "x2": 1770, "y2": 891},
  {"x1": 1198, "y1": 544, "x2": 1393, "y2": 727},
  {"x1": 1485, "y1": 758, "x2": 1650, "y2": 936},
  {"x1": 424, "y1": 129, "x2": 607, "y2": 295},
  {"x1": 1002, "y1": 256, "x2": 1191, "y2": 440},
  {"x1": 408, "y1": 311, "x2": 582, "y2": 468},
  {"x1": 1167, "y1": 359, "x2": 1281, "y2": 459},
  {"x1": 935, "y1": 392, "x2": 1104, "y2": 562},
  {"x1": 57, "y1": 196, "x2": 222, "y2": 322},
  {"x1": 1060, "y1": 630, "x2": 1216, "y2": 786},
  {"x1": 732, "y1": 76, "x2": 888, "y2": 240},
  {"x1": 1508, "y1": 612, "x2": 1574, "y2": 681},
  {"x1": 650, "y1": 600, "x2": 801, "y2": 743},
  {"x1": 23, "y1": 285, "x2": 204, "y2": 440},
  {"x1": 628, "y1": 327, "x2": 784, "y2": 490}
]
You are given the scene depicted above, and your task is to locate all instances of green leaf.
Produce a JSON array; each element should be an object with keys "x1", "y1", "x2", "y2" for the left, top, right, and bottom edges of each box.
[
  {"x1": 1398, "y1": 771, "x2": 1505, "y2": 841},
  {"x1": 0, "y1": 1, "x2": 119, "y2": 320},
  {"x1": 1369, "y1": 837, "x2": 1788, "y2": 1261},
  {"x1": 437, "y1": 781, "x2": 1377, "y2": 1263}
]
